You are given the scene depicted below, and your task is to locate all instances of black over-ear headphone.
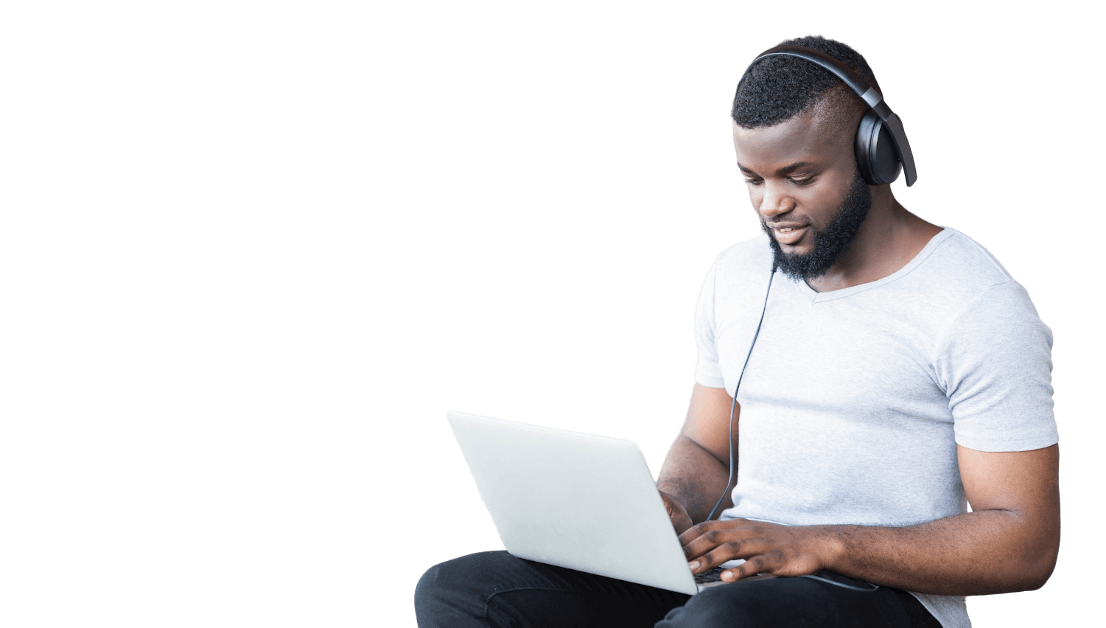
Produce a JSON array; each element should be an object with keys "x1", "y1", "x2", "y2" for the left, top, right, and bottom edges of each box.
[{"x1": 740, "y1": 45, "x2": 918, "y2": 187}]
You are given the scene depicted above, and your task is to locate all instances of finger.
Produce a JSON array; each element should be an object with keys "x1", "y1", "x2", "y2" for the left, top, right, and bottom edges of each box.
[
  {"x1": 721, "y1": 569, "x2": 775, "y2": 582},
  {"x1": 726, "y1": 552, "x2": 780, "y2": 581},
  {"x1": 716, "y1": 560, "x2": 755, "y2": 582},
  {"x1": 688, "y1": 539, "x2": 749, "y2": 574},
  {"x1": 678, "y1": 522, "x2": 712, "y2": 553},
  {"x1": 678, "y1": 517, "x2": 743, "y2": 547},
  {"x1": 677, "y1": 519, "x2": 716, "y2": 547},
  {"x1": 683, "y1": 526, "x2": 736, "y2": 563}
]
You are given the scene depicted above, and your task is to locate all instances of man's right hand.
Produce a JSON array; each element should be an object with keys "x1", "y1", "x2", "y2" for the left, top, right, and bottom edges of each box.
[{"x1": 659, "y1": 490, "x2": 693, "y2": 536}]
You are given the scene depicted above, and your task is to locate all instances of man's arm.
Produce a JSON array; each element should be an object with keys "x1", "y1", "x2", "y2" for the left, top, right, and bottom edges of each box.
[
  {"x1": 680, "y1": 443, "x2": 1061, "y2": 596},
  {"x1": 656, "y1": 384, "x2": 738, "y2": 533},
  {"x1": 828, "y1": 443, "x2": 1060, "y2": 594}
]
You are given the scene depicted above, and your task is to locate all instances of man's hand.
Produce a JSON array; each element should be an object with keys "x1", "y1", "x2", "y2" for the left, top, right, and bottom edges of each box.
[
  {"x1": 679, "y1": 518, "x2": 833, "y2": 582},
  {"x1": 658, "y1": 490, "x2": 694, "y2": 536}
]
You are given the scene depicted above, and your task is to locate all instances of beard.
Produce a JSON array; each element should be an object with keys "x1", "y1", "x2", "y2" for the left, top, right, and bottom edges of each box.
[{"x1": 763, "y1": 174, "x2": 872, "y2": 282}]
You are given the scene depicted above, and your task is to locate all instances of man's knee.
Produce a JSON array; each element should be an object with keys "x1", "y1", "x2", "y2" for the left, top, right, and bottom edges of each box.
[
  {"x1": 417, "y1": 553, "x2": 492, "y2": 599},
  {"x1": 415, "y1": 551, "x2": 515, "y2": 627},
  {"x1": 413, "y1": 560, "x2": 444, "y2": 623},
  {"x1": 415, "y1": 552, "x2": 485, "y2": 626},
  {"x1": 413, "y1": 560, "x2": 444, "y2": 612}
]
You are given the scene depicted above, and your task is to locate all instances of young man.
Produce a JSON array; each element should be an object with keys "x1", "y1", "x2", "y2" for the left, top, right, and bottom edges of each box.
[{"x1": 415, "y1": 36, "x2": 1059, "y2": 628}]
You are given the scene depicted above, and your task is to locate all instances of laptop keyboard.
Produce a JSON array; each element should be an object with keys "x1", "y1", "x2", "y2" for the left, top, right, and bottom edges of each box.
[{"x1": 693, "y1": 566, "x2": 726, "y2": 584}]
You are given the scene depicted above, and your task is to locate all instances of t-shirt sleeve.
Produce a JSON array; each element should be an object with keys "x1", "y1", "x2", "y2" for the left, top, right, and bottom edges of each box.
[
  {"x1": 933, "y1": 280, "x2": 1058, "y2": 452},
  {"x1": 694, "y1": 259, "x2": 726, "y2": 389}
]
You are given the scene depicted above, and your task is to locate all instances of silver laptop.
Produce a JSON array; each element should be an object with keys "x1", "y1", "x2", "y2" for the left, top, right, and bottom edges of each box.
[{"x1": 447, "y1": 411, "x2": 744, "y2": 595}]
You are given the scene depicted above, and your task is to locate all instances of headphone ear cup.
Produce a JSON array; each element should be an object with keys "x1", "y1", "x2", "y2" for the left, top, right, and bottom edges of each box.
[{"x1": 855, "y1": 111, "x2": 903, "y2": 185}]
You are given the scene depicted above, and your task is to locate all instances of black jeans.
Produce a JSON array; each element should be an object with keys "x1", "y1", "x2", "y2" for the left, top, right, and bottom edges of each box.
[{"x1": 415, "y1": 551, "x2": 941, "y2": 628}]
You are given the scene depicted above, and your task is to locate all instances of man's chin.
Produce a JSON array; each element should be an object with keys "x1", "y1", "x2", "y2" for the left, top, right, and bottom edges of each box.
[{"x1": 767, "y1": 236, "x2": 831, "y2": 281}]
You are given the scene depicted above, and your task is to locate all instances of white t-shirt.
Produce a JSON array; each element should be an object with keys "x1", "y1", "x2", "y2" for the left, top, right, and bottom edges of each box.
[{"x1": 694, "y1": 228, "x2": 1057, "y2": 628}]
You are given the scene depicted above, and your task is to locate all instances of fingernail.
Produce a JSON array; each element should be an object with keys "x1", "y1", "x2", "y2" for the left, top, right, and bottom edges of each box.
[
  {"x1": 689, "y1": 561, "x2": 699, "y2": 570},
  {"x1": 721, "y1": 571, "x2": 734, "y2": 581}
]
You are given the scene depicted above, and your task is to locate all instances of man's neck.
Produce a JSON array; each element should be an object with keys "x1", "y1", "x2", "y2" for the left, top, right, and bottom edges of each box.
[{"x1": 805, "y1": 188, "x2": 942, "y2": 293}]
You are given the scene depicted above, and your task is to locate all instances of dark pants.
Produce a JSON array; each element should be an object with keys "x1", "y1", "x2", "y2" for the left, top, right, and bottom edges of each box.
[{"x1": 415, "y1": 551, "x2": 941, "y2": 628}]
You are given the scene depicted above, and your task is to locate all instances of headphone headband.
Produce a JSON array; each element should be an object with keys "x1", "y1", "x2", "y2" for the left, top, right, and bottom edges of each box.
[{"x1": 742, "y1": 45, "x2": 917, "y2": 186}]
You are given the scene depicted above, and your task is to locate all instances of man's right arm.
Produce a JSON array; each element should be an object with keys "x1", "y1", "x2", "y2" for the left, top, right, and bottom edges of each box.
[{"x1": 657, "y1": 384, "x2": 738, "y2": 533}]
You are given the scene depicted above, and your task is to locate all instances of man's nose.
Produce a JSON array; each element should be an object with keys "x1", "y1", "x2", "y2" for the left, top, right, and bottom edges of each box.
[{"x1": 758, "y1": 183, "x2": 794, "y2": 218}]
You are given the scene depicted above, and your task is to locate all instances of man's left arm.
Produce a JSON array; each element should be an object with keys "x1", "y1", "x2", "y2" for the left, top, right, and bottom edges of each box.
[{"x1": 681, "y1": 443, "x2": 1060, "y2": 596}]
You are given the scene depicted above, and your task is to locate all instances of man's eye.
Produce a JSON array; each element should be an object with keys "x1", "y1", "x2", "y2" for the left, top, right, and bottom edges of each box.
[
  {"x1": 744, "y1": 178, "x2": 763, "y2": 186},
  {"x1": 791, "y1": 177, "x2": 816, "y2": 186}
]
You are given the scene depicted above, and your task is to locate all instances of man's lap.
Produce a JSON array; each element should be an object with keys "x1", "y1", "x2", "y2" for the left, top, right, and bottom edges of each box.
[
  {"x1": 415, "y1": 550, "x2": 686, "y2": 628},
  {"x1": 414, "y1": 551, "x2": 939, "y2": 628}
]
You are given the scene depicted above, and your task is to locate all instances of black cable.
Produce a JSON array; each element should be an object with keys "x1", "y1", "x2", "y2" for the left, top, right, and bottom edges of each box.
[
  {"x1": 705, "y1": 261, "x2": 776, "y2": 522},
  {"x1": 700, "y1": 260, "x2": 881, "y2": 594},
  {"x1": 798, "y1": 573, "x2": 880, "y2": 592}
]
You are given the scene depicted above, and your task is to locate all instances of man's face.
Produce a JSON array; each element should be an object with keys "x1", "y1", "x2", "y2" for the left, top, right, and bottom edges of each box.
[{"x1": 732, "y1": 111, "x2": 870, "y2": 281}]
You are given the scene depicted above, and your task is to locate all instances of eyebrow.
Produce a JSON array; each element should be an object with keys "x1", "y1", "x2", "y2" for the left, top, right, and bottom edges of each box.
[{"x1": 737, "y1": 161, "x2": 818, "y2": 176}]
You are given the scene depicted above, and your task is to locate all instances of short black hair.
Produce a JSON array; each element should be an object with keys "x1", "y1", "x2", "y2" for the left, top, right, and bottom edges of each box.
[{"x1": 732, "y1": 35, "x2": 879, "y2": 130}]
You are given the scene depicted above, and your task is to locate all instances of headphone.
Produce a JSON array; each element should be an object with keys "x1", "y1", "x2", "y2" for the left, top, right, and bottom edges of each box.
[{"x1": 739, "y1": 45, "x2": 918, "y2": 187}]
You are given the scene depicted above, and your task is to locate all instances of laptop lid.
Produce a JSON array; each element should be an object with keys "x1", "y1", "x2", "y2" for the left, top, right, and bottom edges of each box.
[{"x1": 446, "y1": 411, "x2": 698, "y2": 595}]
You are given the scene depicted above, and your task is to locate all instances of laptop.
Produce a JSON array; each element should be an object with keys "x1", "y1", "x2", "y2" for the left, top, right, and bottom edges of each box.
[{"x1": 446, "y1": 410, "x2": 745, "y2": 595}]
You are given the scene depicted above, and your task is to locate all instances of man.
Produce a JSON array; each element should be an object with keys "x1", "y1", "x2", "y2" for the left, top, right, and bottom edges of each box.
[{"x1": 415, "y1": 36, "x2": 1059, "y2": 628}]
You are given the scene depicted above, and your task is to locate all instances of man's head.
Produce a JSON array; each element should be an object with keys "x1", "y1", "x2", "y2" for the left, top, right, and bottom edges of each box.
[{"x1": 732, "y1": 36, "x2": 880, "y2": 281}]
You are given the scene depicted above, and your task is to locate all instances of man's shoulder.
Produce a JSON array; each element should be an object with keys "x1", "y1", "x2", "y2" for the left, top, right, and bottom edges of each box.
[
  {"x1": 894, "y1": 229, "x2": 1047, "y2": 341},
  {"x1": 918, "y1": 228, "x2": 1015, "y2": 288},
  {"x1": 903, "y1": 228, "x2": 1033, "y2": 312}
]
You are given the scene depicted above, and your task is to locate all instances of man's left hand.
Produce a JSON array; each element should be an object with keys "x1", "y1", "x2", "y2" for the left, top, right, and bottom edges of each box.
[{"x1": 679, "y1": 518, "x2": 837, "y2": 581}]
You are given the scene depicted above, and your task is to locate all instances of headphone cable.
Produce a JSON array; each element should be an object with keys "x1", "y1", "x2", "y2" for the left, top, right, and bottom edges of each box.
[{"x1": 700, "y1": 259, "x2": 879, "y2": 593}]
